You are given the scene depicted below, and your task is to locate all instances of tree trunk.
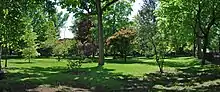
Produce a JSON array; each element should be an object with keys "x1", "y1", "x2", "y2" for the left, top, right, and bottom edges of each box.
[
  {"x1": 58, "y1": 55, "x2": 61, "y2": 62},
  {"x1": 28, "y1": 57, "x2": 31, "y2": 63},
  {"x1": 196, "y1": 1, "x2": 203, "y2": 59},
  {"x1": 113, "y1": 50, "x2": 116, "y2": 59},
  {"x1": 202, "y1": 34, "x2": 209, "y2": 65},
  {"x1": 193, "y1": 28, "x2": 197, "y2": 57},
  {"x1": 151, "y1": 39, "x2": 163, "y2": 74},
  {"x1": 4, "y1": 44, "x2": 8, "y2": 68},
  {"x1": 196, "y1": 37, "x2": 202, "y2": 59},
  {"x1": 155, "y1": 54, "x2": 163, "y2": 73},
  {"x1": 159, "y1": 66, "x2": 163, "y2": 73},
  {"x1": 124, "y1": 50, "x2": 126, "y2": 62},
  {"x1": 28, "y1": 54, "x2": 31, "y2": 63},
  {"x1": 219, "y1": 35, "x2": 220, "y2": 53},
  {"x1": 92, "y1": 52, "x2": 95, "y2": 58},
  {"x1": 0, "y1": 45, "x2": 2, "y2": 70},
  {"x1": 193, "y1": 38, "x2": 196, "y2": 57},
  {"x1": 96, "y1": 0, "x2": 104, "y2": 66}
]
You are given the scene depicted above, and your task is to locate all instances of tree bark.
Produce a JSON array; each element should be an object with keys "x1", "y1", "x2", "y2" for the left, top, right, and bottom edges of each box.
[
  {"x1": 193, "y1": 38, "x2": 196, "y2": 57},
  {"x1": 193, "y1": 27, "x2": 197, "y2": 57},
  {"x1": 196, "y1": 37, "x2": 202, "y2": 59},
  {"x1": 151, "y1": 38, "x2": 163, "y2": 73},
  {"x1": 196, "y1": 0, "x2": 203, "y2": 59},
  {"x1": 28, "y1": 53, "x2": 31, "y2": 63},
  {"x1": 113, "y1": 50, "x2": 116, "y2": 59},
  {"x1": 219, "y1": 35, "x2": 220, "y2": 53},
  {"x1": 0, "y1": 45, "x2": 2, "y2": 70},
  {"x1": 124, "y1": 50, "x2": 126, "y2": 62},
  {"x1": 58, "y1": 55, "x2": 61, "y2": 62},
  {"x1": 202, "y1": 34, "x2": 209, "y2": 65},
  {"x1": 4, "y1": 44, "x2": 8, "y2": 68},
  {"x1": 96, "y1": 0, "x2": 104, "y2": 66}
]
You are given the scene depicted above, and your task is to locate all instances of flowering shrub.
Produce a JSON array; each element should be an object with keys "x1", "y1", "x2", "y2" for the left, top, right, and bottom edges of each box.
[{"x1": 106, "y1": 28, "x2": 136, "y2": 62}]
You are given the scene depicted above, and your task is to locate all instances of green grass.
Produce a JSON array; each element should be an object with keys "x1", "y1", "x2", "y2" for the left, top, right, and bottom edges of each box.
[
  {"x1": 4, "y1": 57, "x2": 198, "y2": 76},
  {"x1": 0, "y1": 57, "x2": 220, "y2": 92}
]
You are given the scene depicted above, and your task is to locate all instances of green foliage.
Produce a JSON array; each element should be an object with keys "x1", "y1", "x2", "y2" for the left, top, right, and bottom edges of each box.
[
  {"x1": 106, "y1": 28, "x2": 136, "y2": 61},
  {"x1": 103, "y1": 0, "x2": 133, "y2": 39},
  {"x1": 42, "y1": 21, "x2": 57, "y2": 48},
  {"x1": 156, "y1": 0, "x2": 220, "y2": 64},
  {"x1": 135, "y1": 0, "x2": 169, "y2": 73},
  {"x1": 67, "y1": 59, "x2": 82, "y2": 72},
  {"x1": 56, "y1": 11, "x2": 69, "y2": 29},
  {"x1": 52, "y1": 39, "x2": 75, "y2": 61},
  {"x1": 21, "y1": 17, "x2": 39, "y2": 62},
  {"x1": 60, "y1": 0, "x2": 135, "y2": 65}
]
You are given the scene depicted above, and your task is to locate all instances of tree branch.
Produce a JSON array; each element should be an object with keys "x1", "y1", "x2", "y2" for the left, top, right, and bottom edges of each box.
[
  {"x1": 206, "y1": 17, "x2": 215, "y2": 31},
  {"x1": 102, "y1": 0, "x2": 119, "y2": 11},
  {"x1": 206, "y1": 1, "x2": 216, "y2": 32},
  {"x1": 196, "y1": 0, "x2": 206, "y2": 35},
  {"x1": 196, "y1": 31, "x2": 204, "y2": 38}
]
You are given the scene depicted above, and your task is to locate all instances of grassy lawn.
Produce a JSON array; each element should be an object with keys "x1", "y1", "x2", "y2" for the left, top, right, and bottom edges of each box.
[{"x1": 0, "y1": 57, "x2": 220, "y2": 92}]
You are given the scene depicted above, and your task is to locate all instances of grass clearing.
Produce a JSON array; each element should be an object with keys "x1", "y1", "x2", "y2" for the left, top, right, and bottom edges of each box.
[{"x1": 0, "y1": 57, "x2": 219, "y2": 92}]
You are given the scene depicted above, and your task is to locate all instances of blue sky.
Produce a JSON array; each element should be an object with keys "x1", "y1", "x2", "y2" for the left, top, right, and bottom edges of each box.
[{"x1": 59, "y1": 0, "x2": 143, "y2": 39}]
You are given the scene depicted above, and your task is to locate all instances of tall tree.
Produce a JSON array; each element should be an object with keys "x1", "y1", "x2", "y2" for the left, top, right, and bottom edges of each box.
[
  {"x1": 0, "y1": 0, "x2": 57, "y2": 66},
  {"x1": 156, "y1": 0, "x2": 220, "y2": 65},
  {"x1": 21, "y1": 16, "x2": 39, "y2": 63},
  {"x1": 60, "y1": 0, "x2": 135, "y2": 66},
  {"x1": 106, "y1": 28, "x2": 136, "y2": 62},
  {"x1": 103, "y1": 1, "x2": 133, "y2": 58},
  {"x1": 136, "y1": 0, "x2": 168, "y2": 73}
]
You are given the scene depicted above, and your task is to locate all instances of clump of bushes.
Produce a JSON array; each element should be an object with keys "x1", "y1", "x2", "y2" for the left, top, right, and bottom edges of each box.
[{"x1": 67, "y1": 59, "x2": 82, "y2": 72}]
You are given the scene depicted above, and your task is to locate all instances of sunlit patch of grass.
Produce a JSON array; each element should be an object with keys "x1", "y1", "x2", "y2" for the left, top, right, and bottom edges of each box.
[{"x1": 2, "y1": 57, "x2": 216, "y2": 91}]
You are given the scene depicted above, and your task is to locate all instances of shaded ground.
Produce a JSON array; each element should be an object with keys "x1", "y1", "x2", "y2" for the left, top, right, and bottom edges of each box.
[{"x1": 0, "y1": 57, "x2": 220, "y2": 92}]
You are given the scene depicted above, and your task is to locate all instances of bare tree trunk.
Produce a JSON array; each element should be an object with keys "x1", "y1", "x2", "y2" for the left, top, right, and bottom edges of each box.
[
  {"x1": 151, "y1": 38, "x2": 163, "y2": 73},
  {"x1": 196, "y1": 35, "x2": 202, "y2": 59},
  {"x1": 96, "y1": 0, "x2": 104, "y2": 66},
  {"x1": 196, "y1": 1, "x2": 203, "y2": 59},
  {"x1": 193, "y1": 27, "x2": 197, "y2": 57},
  {"x1": 0, "y1": 44, "x2": 2, "y2": 70},
  {"x1": 4, "y1": 44, "x2": 8, "y2": 68},
  {"x1": 113, "y1": 50, "x2": 116, "y2": 59},
  {"x1": 193, "y1": 38, "x2": 196, "y2": 57},
  {"x1": 155, "y1": 52, "x2": 163, "y2": 73},
  {"x1": 124, "y1": 50, "x2": 126, "y2": 62},
  {"x1": 28, "y1": 54, "x2": 31, "y2": 63},
  {"x1": 202, "y1": 34, "x2": 209, "y2": 65},
  {"x1": 219, "y1": 35, "x2": 220, "y2": 53},
  {"x1": 58, "y1": 55, "x2": 61, "y2": 62}
]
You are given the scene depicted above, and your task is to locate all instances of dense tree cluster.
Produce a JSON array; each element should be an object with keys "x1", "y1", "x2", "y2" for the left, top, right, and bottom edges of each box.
[
  {"x1": 155, "y1": 0, "x2": 220, "y2": 65},
  {"x1": 0, "y1": 0, "x2": 219, "y2": 73}
]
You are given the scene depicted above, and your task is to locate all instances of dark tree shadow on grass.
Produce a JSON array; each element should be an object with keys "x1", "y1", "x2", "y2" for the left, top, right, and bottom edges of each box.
[
  {"x1": 0, "y1": 66, "x2": 134, "y2": 92},
  {"x1": 9, "y1": 61, "x2": 35, "y2": 64},
  {"x1": 141, "y1": 65, "x2": 220, "y2": 92},
  {"x1": 1, "y1": 65, "x2": 220, "y2": 92}
]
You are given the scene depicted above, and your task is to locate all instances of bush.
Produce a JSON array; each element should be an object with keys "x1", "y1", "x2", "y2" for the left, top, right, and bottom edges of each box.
[{"x1": 67, "y1": 59, "x2": 82, "y2": 71}]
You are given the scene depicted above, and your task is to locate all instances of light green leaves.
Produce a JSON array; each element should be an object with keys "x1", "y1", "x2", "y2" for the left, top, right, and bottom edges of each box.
[{"x1": 3, "y1": 9, "x2": 8, "y2": 18}]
